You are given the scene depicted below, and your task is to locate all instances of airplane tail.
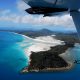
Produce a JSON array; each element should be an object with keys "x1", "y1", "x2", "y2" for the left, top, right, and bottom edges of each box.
[{"x1": 70, "y1": 11, "x2": 80, "y2": 40}]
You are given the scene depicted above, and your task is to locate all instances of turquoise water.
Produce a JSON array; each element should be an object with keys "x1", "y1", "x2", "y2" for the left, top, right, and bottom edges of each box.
[
  {"x1": 0, "y1": 32, "x2": 30, "y2": 71},
  {"x1": 0, "y1": 31, "x2": 80, "y2": 80}
]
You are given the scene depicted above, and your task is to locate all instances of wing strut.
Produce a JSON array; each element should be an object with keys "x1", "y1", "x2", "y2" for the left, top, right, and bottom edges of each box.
[{"x1": 70, "y1": 11, "x2": 80, "y2": 40}]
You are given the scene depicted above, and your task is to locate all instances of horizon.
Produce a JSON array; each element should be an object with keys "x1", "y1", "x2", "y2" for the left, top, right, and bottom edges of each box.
[{"x1": 0, "y1": 27, "x2": 77, "y2": 33}]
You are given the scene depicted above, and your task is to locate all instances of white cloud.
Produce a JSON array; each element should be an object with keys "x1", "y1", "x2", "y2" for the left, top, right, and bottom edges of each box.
[
  {"x1": 21, "y1": 14, "x2": 75, "y2": 28},
  {"x1": 17, "y1": 0, "x2": 30, "y2": 11},
  {"x1": 0, "y1": 13, "x2": 21, "y2": 23},
  {"x1": 0, "y1": 8, "x2": 75, "y2": 30}
]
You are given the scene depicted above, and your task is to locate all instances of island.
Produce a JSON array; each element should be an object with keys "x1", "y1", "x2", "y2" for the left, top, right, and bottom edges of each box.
[
  {"x1": 21, "y1": 42, "x2": 74, "y2": 73},
  {"x1": 18, "y1": 29, "x2": 79, "y2": 73}
]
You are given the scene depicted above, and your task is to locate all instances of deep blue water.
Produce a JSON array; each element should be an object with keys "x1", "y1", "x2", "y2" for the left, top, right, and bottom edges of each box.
[{"x1": 0, "y1": 31, "x2": 80, "y2": 80}]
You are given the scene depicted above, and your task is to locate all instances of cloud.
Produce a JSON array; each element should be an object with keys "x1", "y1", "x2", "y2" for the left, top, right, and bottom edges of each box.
[
  {"x1": 0, "y1": 8, "x2": 75, "y2": 31},
  {"x1": 0, "y1": 13, "x2": 21, "y2": 23},
  {"x1": 17, "y1": 0, "x2": 30, "y2": 11}
]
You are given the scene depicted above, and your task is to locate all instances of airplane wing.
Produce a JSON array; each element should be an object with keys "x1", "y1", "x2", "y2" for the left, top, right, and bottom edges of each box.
[
  {"x1": 23, "y1": 0, "x2": 80, "y2": 9},
  {"x1": 23, "y1": 0, "x2": 80, "y2": 39},
  {"x1": 70, "y1": 11, "x2": 80, "y2": 39},
  {"x1": 64, "y1": 0, "x2": 80, "y2": 9},
  {"x1": 23, "y1": 0, "x2": 57, "y2": 8}
]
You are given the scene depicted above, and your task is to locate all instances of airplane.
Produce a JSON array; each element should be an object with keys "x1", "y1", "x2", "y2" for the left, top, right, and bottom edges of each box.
[{"x1": 22, "y1": 0, "x2": 80, "y2": 39}]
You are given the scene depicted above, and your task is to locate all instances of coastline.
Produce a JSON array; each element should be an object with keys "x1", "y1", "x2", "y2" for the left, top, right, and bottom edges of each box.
[
  {"x1": 15, "y1": 33, "x2": 75, "y2": 73},
  {"x1": 21, "y1": 42, "x2": 75, "y2": 73},
  {"x1": 21, "y1": 62, "x2": 74, "y2": 73}
]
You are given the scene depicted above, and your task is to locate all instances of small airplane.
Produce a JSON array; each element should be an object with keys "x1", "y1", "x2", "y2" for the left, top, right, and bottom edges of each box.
[{"x1": 23, "y1": 0, "x2": 80, "y2": 39}]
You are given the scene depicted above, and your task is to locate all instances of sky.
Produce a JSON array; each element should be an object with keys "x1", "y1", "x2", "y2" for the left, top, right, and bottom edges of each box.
[{"x1": 0, "y1": 0, "x2": 77, "y2": 32}]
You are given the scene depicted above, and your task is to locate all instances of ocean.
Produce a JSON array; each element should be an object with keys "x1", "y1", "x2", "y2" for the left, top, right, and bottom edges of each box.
[{"x1": 0, "y1": 31, "x2": 80, "y2": 80}]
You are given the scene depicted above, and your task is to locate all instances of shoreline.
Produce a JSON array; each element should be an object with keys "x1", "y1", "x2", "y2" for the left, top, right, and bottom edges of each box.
[
  {"x1": 21, "y1": 43, "x2": 75, "y2": 73},
  {"x1": 21, "y1": 62, "x2": 74, "y2": 73},
  {"x1": 19, "y1": 34, "x2": 75, "y2": 73}
]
